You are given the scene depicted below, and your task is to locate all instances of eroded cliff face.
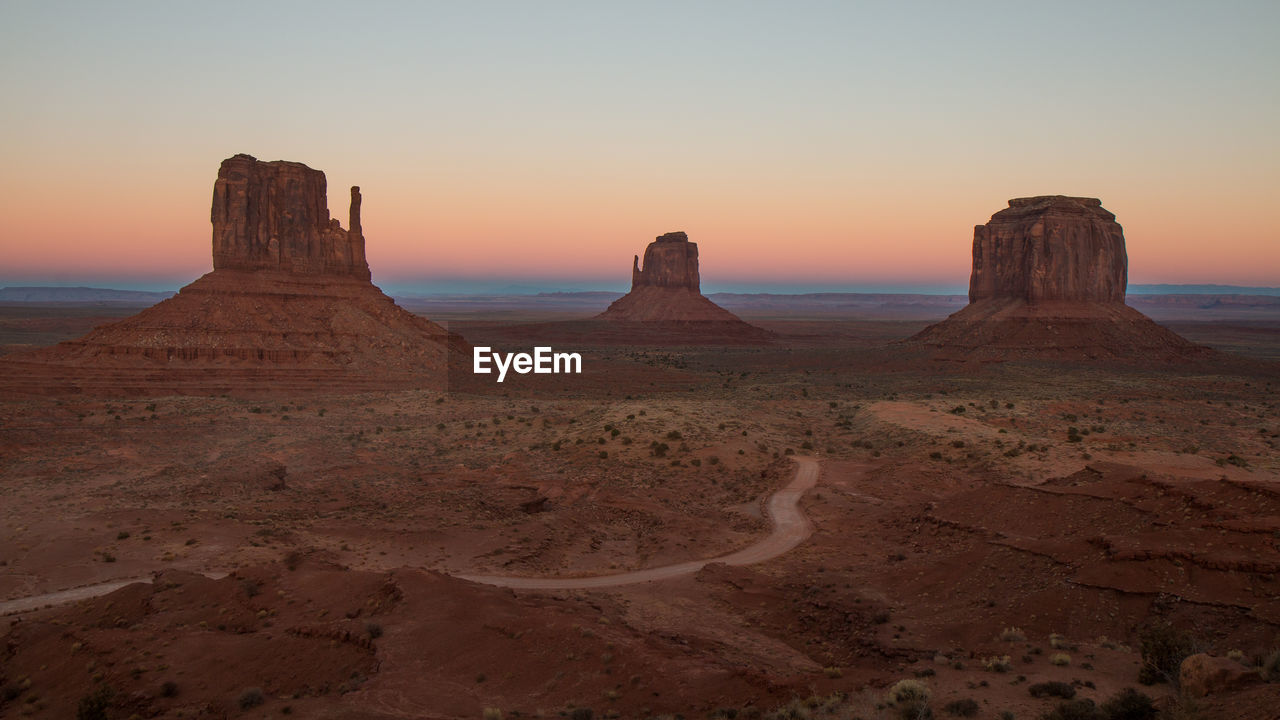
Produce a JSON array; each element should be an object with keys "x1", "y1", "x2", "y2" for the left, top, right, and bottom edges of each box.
[
  {"x1": 969, "y1": 196, "x2": 1126, "y2": 304},
  {"x1": 631, "y1": 232, "x2": 700, "y2": 291},
  {"x1": 211, "y1": 154, "x2": 369, "y2": 280}
]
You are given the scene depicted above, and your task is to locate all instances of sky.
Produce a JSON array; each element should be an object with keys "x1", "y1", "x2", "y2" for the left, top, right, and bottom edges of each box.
[{"x1": 1, "y1": 1, "x2": 1277, "y2": 293}]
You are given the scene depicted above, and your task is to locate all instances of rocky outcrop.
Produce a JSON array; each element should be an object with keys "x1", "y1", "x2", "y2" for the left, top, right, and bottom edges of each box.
[
  {"x1": 211, "y1": 154, "x2": 369, "y2": 280},
  {"x1": 6, "y1": 155, "x2": 464, "y2": 394},
  {"x1": 907, "y1": 196, "x2": 1204, "y2": 361},
  {"x1": 597, "y1": 232, "x2": 771, "y2": 342},
  {"x1": 631, "y1": 231, "x2": 700, "y2": 290}
]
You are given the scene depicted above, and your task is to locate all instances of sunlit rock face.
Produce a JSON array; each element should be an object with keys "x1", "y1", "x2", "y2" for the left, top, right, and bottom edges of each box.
[
  {"x1": 211, "y1": 153, "x2": 370, "y2": 280},
  {"x1": 968, "y1": 196, "x2": 1126, "y2": 305}
]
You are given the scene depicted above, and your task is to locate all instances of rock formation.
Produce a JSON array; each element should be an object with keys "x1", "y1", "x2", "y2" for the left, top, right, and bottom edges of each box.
[
  {"x1": 908, "y1": 196, "x2": 1202, "y2": 361},
  {"x1": 968, "y1": 196, "x2": 1126, "y2": 304},
  {"x1": 597, "y1": 232, "x2": 771, "y2": 342},
  {"x1": 211, "y1": 154, "x2": 370, "y2": 280},
  {"x1": 631, "y1": 231, "x2": 700, "y2": 291},
  {"x1": 7, "y1": 155, "x2": 465, "y2": 393}
]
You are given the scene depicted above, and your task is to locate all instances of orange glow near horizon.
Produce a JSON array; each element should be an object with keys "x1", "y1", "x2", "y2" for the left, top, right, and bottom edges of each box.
[
  {"x1": 1, "y1": 4, "x2": 1276, "y2": 290},
  {"x1": 3, "y1": 155, "x2": 1276, "y2": 290}
]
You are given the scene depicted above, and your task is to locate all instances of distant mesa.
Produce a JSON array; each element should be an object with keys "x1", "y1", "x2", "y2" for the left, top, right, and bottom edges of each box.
[
  {"x1": 597, "y1": 231, "x2": 771, "y2": 341},
  {"x1": 908, "y1": 196, "x2": 1204, "y2": 361},
  {"x1": 5, "y1": 154, "x2": 465, "y2": 394}
]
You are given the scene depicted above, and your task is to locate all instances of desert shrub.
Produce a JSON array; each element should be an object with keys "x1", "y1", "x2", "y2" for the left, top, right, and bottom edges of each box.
[
  {"x1": 1137, "y1": 623, "x2": 1195, "y2": 686},
  {"x1": 483, "y1": 709, "x2": 503, "y2": 720},
  {"x1": 1029, "y1": 681, "x2": 1076, "y2": 699},
  {"x1": 666, "y1": 430, "x2": 682, "y2": 440},
  {"x1": 365, "y1": 622, "x2": 383, "y2": 639},
  {"x1": 943, "y1": 698, "x2": 979, "y2": 716},
  {"x1": 888, "y1": 679, "x2": 931, "y2": 719},
  {"x1": 160, "y1": 680, "x2": 179, "y2": 697},
  {"x1": 76, "y1": 685, "x2": 114, "y2": 720},
  {"x1": 1041, "y1": 700, "x2": 1103, "y2": 720},
  {"x1": 650, "y1": 441, "x2": 669, "y2": 457},
  {"x1": 1099, "y1": 688, "x2": 1157, "y2": 720},
  {"x1": 238, "y1": 687, "x2": 265, "y2": 709},
  {"x1": 1259, "y1": 649, "x2": 1280, "y2": 682},
  {"x1": 984, "y1": 655, "x2": 1013, "y2": 672},
  {"x1": 1000, "y1": 627, "x2": 1026, "y2": 642},
  {"x1": 570, "y1": 708, "x2": 594, "y2": 720},
  {"x1": 1050, "y1": 653, "x2": 1071, "y2": 666}
]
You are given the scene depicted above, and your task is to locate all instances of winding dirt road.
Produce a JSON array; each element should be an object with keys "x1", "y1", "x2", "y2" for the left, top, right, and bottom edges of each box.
[
  {"x1": 0, "y1": 456, "x2": 820, "y2": 614},
  {"x1": 459, "y1": 455, "x2": 820, "y2": 589}
]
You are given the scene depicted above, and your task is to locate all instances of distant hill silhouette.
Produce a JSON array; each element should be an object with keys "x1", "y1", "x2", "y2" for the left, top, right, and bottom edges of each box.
[{"x1": 0, "y1": 287, "x2": 175, "y2": 303}]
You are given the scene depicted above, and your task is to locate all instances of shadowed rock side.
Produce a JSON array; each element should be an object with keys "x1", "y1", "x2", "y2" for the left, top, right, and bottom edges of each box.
[
  {"x1": 908, "y1": 196, "x2": 1204, "y2": 361},
  {"x1": 3, "y1": 155, "x2": 465, "y2": 394},
  {"x1": 598, "y1": 232, "x2": 772, "y2": 341}
]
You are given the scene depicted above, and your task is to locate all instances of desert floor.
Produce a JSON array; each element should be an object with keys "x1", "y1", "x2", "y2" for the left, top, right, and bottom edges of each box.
[{"x1": 1, "y1": 306, "x2": 1278, "y2": 719}]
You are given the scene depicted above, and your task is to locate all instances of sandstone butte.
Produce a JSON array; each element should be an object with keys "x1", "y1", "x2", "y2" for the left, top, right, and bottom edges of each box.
[
  {"x1": 3, "y1": 154, "x2": 466, "y2": 394},
  {"x1": 597, "y1": 231, "x2": 772, "y2": 341},
  {"x1": 908, "y1": 196, "x2": 1204, "y2": 361}
]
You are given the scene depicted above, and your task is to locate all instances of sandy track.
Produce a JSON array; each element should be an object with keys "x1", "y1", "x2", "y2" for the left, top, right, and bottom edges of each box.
[
  {"x1": 0, "y1": 457, "x2": 820, "y2": 613},
  {"x1": 0, "y1": 578, "x2": 151, "y2": 616},
  {"x1": 0, "y1": 572, "x2": 230, "y2": 617},
  {"x1": 458, "y1": 455, "x2": 820, "y2": 589}
]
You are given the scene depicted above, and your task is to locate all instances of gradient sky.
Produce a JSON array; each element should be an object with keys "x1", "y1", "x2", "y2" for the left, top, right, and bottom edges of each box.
[{"x1": 1, "y1": 1, "x2": 1277, "y2": 292}]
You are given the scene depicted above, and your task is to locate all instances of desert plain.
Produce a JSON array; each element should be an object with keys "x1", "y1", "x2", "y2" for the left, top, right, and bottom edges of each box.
[{"x1": 1, "y1": 288, "x2": 1278, "y2": 720}]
